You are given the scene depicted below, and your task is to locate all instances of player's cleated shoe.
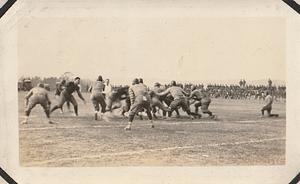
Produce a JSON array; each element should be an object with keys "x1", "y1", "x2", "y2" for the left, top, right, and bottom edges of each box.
[
  {"x1": 122, "y1": 112, "x2": 129, "y2": 118},
  {"x1": 124, "y1": 124, "x2": 131, "y2": 131},
  {"x1": 21, "y1": 116, "x2": 29, "y2": 124},
  {"x1": 48, "y1": 120, "x2": 57, "y2": 124},
  {"x1": 189, "y1": 115, "x2": 194, "y2": 120},
  {"x1": 209, "y1": 115, "x2": 215, "y2": 119},
  {"x1": 149, "y1": 120, "x2": 154, "y2": 128},
  {"x1": 21, "y1": 120, "x2": 28, "y2": 124}
]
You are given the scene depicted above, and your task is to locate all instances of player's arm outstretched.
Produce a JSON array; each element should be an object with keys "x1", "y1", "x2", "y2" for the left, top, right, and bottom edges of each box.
[
  {"x1": 76, "y1": 89, "x2": 86, "y2": 104},
  {"x1": 24, "y1": 89, "x2": 33, "y2": 106},
  {"x1": 181, "y1": 88, "x2": 189, "y2": 96},
  {"x1": 155, "y1": 88, "x2": 170, "y2": 97}
]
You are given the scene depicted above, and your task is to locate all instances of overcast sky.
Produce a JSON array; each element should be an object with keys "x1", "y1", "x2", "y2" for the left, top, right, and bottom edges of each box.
[{"x1": 18, "y1": 18, "x2": 285, "y2": 85}]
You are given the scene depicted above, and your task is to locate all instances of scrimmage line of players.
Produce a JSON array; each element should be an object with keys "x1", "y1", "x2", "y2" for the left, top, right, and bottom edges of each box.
[{"x1": 21, "y1": 76, "x2": 278, "y2": 131}]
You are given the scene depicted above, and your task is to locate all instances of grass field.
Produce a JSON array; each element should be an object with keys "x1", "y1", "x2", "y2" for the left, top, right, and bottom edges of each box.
[{"x1": 18, "y1": 92, "x2": 286, "y2": 167}]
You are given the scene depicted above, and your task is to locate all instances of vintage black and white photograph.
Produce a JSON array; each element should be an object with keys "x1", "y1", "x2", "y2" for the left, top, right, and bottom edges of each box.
[{"x1": 16, "y1": 17, "x2": 287, "y2": 167}]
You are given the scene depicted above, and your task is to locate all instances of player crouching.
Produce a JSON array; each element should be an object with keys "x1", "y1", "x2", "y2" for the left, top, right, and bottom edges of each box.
[
  {"x1": 21, "y1": 83, "x2": 54, "y2": 124},
  {"x1": 261, "y1": 91, "x2": 279, "y2": 117},
  {"x1": 189, "y1": 85, "x2": 215, "y2": 119},
  {"x1": 124, "y1": 78, "x2": 154, "y2": 131},
  {"x1": 51, "y1": 77, "x2": 86, "y2": 116},
  {"x1": 155, "y1": 80, "x2": 194, "y2": 119}
]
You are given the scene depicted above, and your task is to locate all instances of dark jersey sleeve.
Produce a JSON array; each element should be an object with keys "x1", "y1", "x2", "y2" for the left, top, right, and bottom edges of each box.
[
  {"x1": 66, "y1": 82, "x2": 73, "y2": 88},
  {"x1": 55, "y1": 88, "x2": 60, "y2": 96}
]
